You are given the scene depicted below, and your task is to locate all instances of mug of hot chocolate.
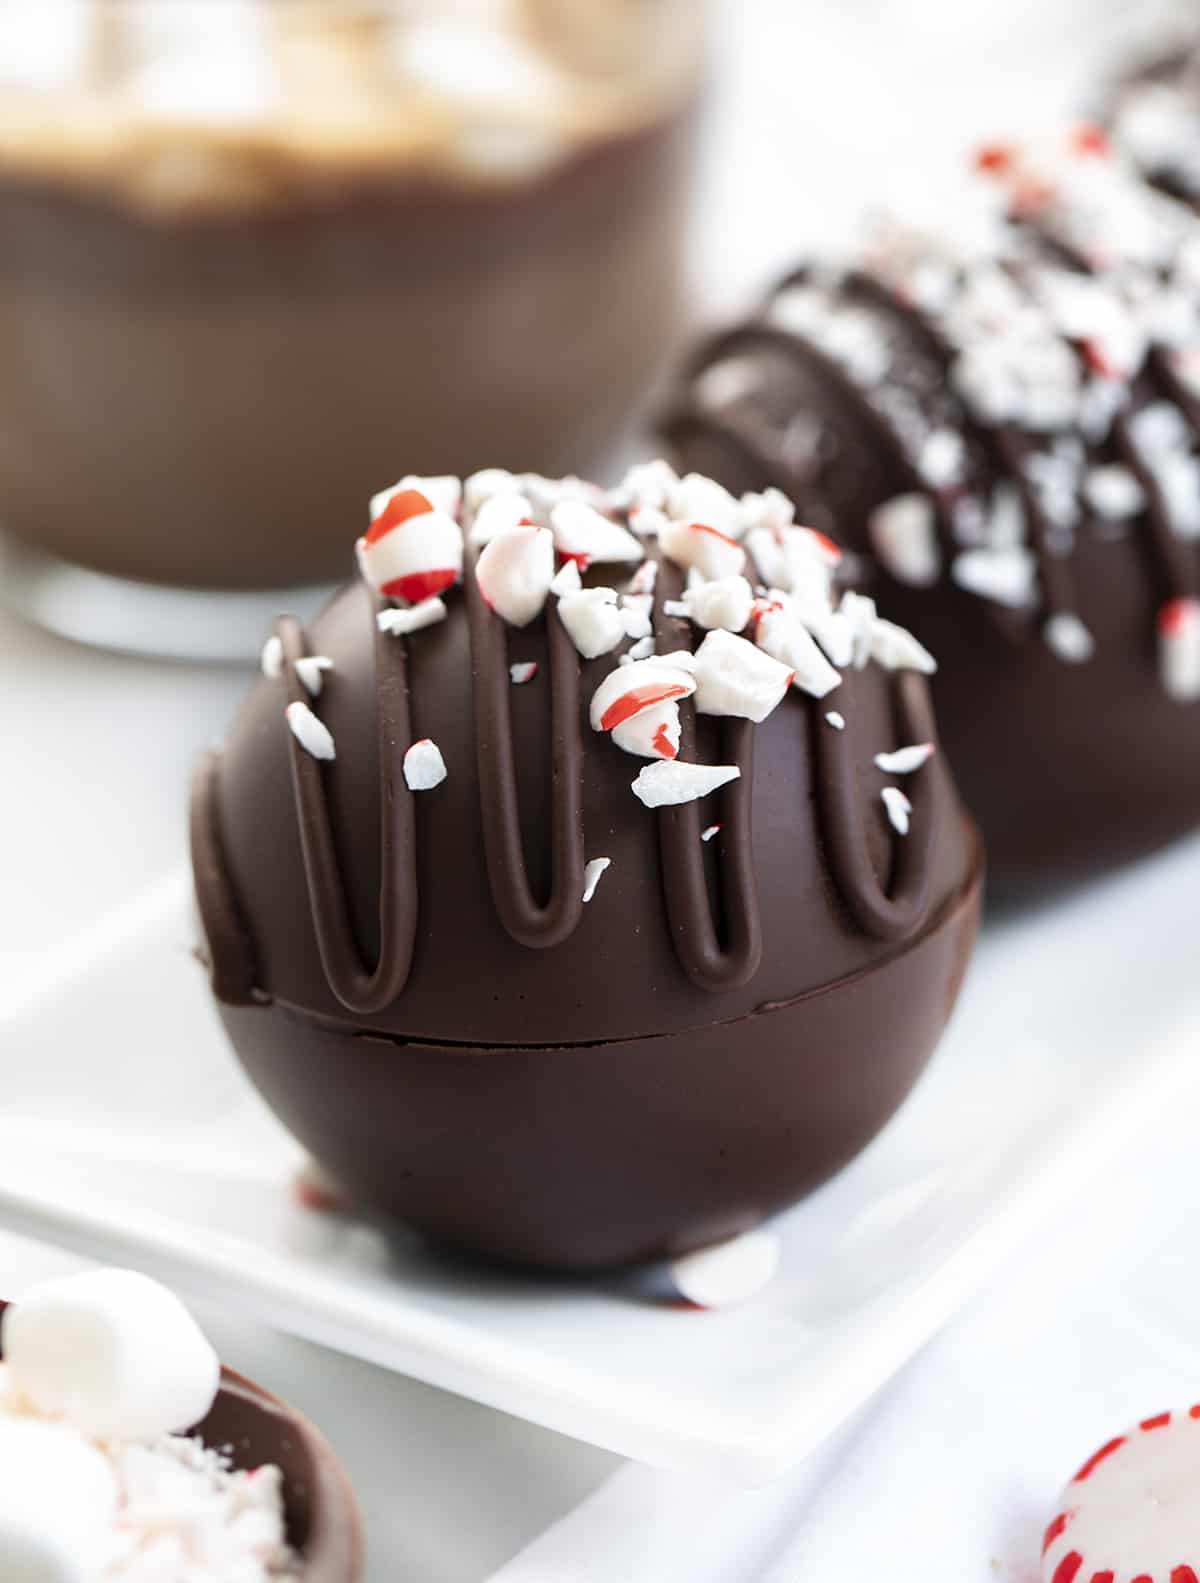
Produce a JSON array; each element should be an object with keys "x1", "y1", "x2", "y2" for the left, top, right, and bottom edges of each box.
[{"x1": 0, "y1": 1, "x2": 703, "y2": 654}]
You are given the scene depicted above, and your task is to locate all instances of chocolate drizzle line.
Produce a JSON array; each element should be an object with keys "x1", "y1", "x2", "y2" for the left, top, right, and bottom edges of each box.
[
  {"x1": 652, "y1": 558, "x2": 763, "y2": 987},
  {"x1": 464, "y1": 544, "x2": 586, "y2": 950},
  {"x1": 278, "y1": 605, "x2": 418, "y2": 1015}
]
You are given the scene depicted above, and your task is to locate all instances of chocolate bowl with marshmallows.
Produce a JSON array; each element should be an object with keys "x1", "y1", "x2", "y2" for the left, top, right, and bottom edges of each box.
[
  {"x1": 191, "y1": 462, "x2": 983, "y2": 1272},
  {"x1": 659, "y1": 126, "x2": 1200, "y2": 904}
]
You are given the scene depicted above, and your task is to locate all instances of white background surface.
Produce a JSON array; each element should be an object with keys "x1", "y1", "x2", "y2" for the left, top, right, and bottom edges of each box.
[{"x1": 3, "y1": 1, "x2": 1199, "y2": 1578}]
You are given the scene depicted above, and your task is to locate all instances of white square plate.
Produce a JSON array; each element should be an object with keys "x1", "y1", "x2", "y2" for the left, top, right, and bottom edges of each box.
[{"x1": 0, "y1": 844, "x2": 1196, "y2": 1484}]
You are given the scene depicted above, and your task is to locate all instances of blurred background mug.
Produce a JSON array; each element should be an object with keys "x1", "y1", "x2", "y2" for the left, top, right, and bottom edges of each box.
[{"x1": 0, "y1": 0, "x2": 704, "y2": 654}]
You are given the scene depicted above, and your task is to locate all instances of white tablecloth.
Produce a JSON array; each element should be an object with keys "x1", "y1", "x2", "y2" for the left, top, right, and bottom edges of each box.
[{"x1": 3, "y1": 2, "x2": 1197, "y2": 1578}]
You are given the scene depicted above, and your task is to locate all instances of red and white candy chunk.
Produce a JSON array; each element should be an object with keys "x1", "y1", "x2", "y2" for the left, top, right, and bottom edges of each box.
[
  {"x1": 360, "y1": 485, "x2": 464, "y2": 604},
  {"x1": 1042, "y1": 1408, "x2": 1200, "y2": 1583},
  {"x1": 1159, "y1": 597, "x2": 1200, "y2": 702}
]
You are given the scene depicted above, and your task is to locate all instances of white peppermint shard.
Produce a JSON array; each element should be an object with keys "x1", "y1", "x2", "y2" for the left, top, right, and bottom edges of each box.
[
  {"x1": 581, "y1": 857, "x2": 611, "y2": 903},
  {"x1": 668, "y1": 472, "x2": 744, "y2": 538},
  {"x1": 1160, "y1": 596, "x2": 1200, "y2": 702},
  {"x1": 377, "y1": 596, "x2": 448, "y2": 637},
  {"x1": 690, "y1": 629, "x2": 794, "y2": 722},
  {"x1": 469, "y1": 490, "x2": 533, "y2": 546},
  {"x1": 1044, "y1": 611, "x2": 1096, "y2": 665},
  {"x1": 870, "y1": 619, "x2": 938, "y2": 675},
  {"x1": 286, "y1": 701, "x2": 335, "y2": 761},
  {"x1": 755, "y1": 604, "x2": 842, "y2": 699},
  {"x1": 403, "y1": 739, "x2": 447, "y2": 791},
  {"x1": 658, "y1": 518, "x2": 747, "y2": 581},
  {"x1": 557, "y1": 587, "x2": 626, "y2": 659},
  {"x1": 474, "y1": 525, "x2": 555, "y2": 627},
  {"x1": 551, "y1": 500, "x2": 643, "y2": 565},
  {"x1": 464, "y1": 468, "x2": 517, "y2": 512},
  {"x1": 631, "y1": 760, "x2": 742, "y2": 809},
  {"x1": 874, "y1": 743, "x2": 935, "y2": 774},
  {"x1": 590, "y1": 658, "x2": 697, "y2": 733},
  {"x1": 550, "y1": 558, "x2": 583, "y2": 597},
  {"x1": 684, "y1": 575, "x2": 755, "y2": 633},
  {"x1": 869, "y1": 493, "x2": 942, "y2": 587},
  {"x1": 881, "y1": 786, "x2": 913, "y2": 835},
  {"x1": 372, "y1": 473, "x2": 462, "y2": 522},
  {"x1": 952, "y1": 545, "x2": 1037, "y2": 608},
  {"x1": 260, "y1": 634, "x2": 283, "y2": 678},
  {"x1": 611, "y1": 699, "x2": 681, "y2": 760},
  {"x1": 295, "y1": 655, "x2": 333, "y2": 697}
]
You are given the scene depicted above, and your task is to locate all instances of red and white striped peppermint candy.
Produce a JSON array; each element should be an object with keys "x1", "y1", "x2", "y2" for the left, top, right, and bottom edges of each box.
[
  {"x1": 1158, "y1": 597, "x2": 1200, "y2": 703},
  {"x1": 359, "y1": 487, "x2": 463, "y2": 604},
  {"x1": 1042, "y1": 1407, "x2": 1200, "y2": 1583}
]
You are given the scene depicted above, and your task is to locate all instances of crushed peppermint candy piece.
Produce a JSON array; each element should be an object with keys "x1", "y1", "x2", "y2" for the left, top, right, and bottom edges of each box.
[
  {"x1": 754, "y1": 604, "x2": 842, "y2": 698},
  {"x1": 626, "y1": 635, "x2": 656, "y2": 661},
  {"x1": 870, "y1": 618, "x2": 938, "y2": 674},
  {"x1": 612, "y1": 698, "x2": 681, "y2": 760},
  {"x1": 475, "y1": 525, "x2": 555, "y2": 627},
  {"x1": 690, "y1": 629, "x2": 794, "y2": 722},
  {"x1": 468, "y1": 490, "x2": 533, "y2": 546},
  {"x1": 620, "y1": 602, "x2": 653, "y2": 641},
  {"x1": 662, "y1": 598, "x2": 690, "y2": 618},
  {"x1": 1084, "y1": 463, "x2": 1145, "y2": 520},
  {"x1": 260, "y1": 634, "x2": 283, "y2": 679},
  {"x1": 558, "y1": 587, "x2": 626, "y2": 659},
  {"x1": 551, "y1": 500, "x2": 643, "y2": 567},
  {"x1": 627, "y1": 559, "x2": 659, "y2": 596},
  {"x1": 294, "y1": 655, "x2": 333, "y2": 697},
  {"x1": 825, "y1": 711, "x2": 846, "y2": 729},
  {"x1": 1041, "y1": 1407, "x2": 1200, "y2": 1583},
  {"x1": 590, "y1": 659, "x2": 697, "y2": 733},
  {"x1": 509, "y1": 661, "x2": 538, "y2": 685},
  {"x1": 840, "y1": 591, "x2": 878, "y2": 670},
  {"x1": 581, "y1": 857, "x2": 611, "y2": 903},
  {"x1": 918, "y1": 428, "x2": 965, "y2": 488},
  {"x1": 403, "y1": 738, "x2": 447, "y2": 791},
  {"x1": 359, "y1": 488, "x2": 464, "y2": 604},
  {"x1": 463, "y1": 468, "x2": 516, "y2": 512},
  {"x1": 874, "y1": 743, "x2": 935, "y2": 774},
  {"x1": 619, "y1": 458, "x2": 679, "y2": 513},
  {"x1": 659, "y1": 518, "x2": 747, "y2": 581},
  {"x1": 668, "y1": 472, "x2": 743, "y2": 539},
  {"x1": 1044, "y1": 611, "x2": 1096, "y2": 664},
  {"x1": 377, "y1": 596, "x2": 448, "y2": 637},
  {"x1": 631, "y1": 759, "x2": 741, "y2": 809},
  {"x1": 286, "y1": 701, "x2": 334, "y2": 761},
  {"x1": 683, "y1": 575, "x2": 755, "y2": 633},
  {"x1": 868, "y1": 493, "x2": 942, "y2": 587},
  {"x1": 550, "y1": 558, "x2": 582, "y2": 597},
  {"x1": 881, "y1": 786, "x2": 912, "y2": 835},
  {"x1": 1159, "y1": 596, "x2": 1200, "y2": 702},
  {"x1": 701, "y1": 823, "x2": 721, "y2": 842},
  {"x1": 667, "y1": 1229, "x2": 781, "y2": 1308},
  {"x1": 738, "y1": 486, "x2": 796, "y2": 536},
  {"x1": 952, "y1": 545, "x2": 1038, "y2": 608},
  {"x1": 630, "y1": 504, "x2": 667, "y2": 538},
  {"x1": 371, "y1": 473, "x2": 461, "y2": 523}
]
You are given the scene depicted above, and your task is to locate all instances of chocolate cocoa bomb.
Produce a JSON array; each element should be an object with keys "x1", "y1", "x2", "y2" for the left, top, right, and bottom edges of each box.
[
  {"x1": 0, "y1": 1300, "x2": 363, "y2": 1583},
  {"x1": 0, "y1": 4, "x2": 699, "y2": 589},
  {"x1": 191, "y1": 466, "x2": 981, "y2": 1272},
  {"x1": 661, "y1": 130, "x2": 1200, "y2": 904}
]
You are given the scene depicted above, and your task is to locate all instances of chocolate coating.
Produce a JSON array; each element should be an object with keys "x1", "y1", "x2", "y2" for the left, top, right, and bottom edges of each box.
[
  {"x1": 192, "y1": 515, "x2": 981, "y2": 1270},
  {"x1": 0, "y1": 1301, "x2": 363, "y2": 1582},
  {"x1": 661, "y1": 220, "x2": 1200, "y2": 904}
]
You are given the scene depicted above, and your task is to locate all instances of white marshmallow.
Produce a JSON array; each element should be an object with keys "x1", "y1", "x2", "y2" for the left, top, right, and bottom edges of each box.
[
  {"x1": 557, "y1": 588, "x2": 626, "y2": 660},
  {"x1": 4, "y1": 1270, "x2": 220, "y2": 1443},
  {"x1": 474, "y1": 525, "x2": 555, "y2": 627},
  {"x1": 690, "y1": 630, "x2": 794, "y2": 723},
  {"x1": 658, "y1": 518, "x2": 747, "y2": 581},
  {"x1": 869, "y1": 493, "x2": 942, "y2": 587},
  {"x1": 550, "y1": 501, "x2": 643, "y2": 567},
  {"x1": 468, "y1": 491, "x2": 533, "y2": 546},
  {"x1": 611, "y1": 699, "x2": 682, "y2": 760},
  {"x1": 668, "y1": 1229, "x2": 781, "y2": 1308},
  {"x1": 631, "y1": 760, "x2": 741, "y2": 809},
  {"x1": 0, "y1": 1419, "x2": 117, "y2": 1583},
  {"x1": 754, "y1": 605, "x2": 843, "y2": 699},
  {"x1": 370, "y1": 474, "x2": 461, "y2": 523},
  {"x1": 590, "y1": 659, "x2": 696, "y2": 733},
  {"x1": 403, "y1": 739, "x2": 448, "y2": 791},
  {"x1": 683, "y1": 575, "x2": 755, "y2": 633}
]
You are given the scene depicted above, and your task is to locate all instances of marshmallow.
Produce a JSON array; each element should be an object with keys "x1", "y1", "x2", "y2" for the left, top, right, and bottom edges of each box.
[
  {"x1": 4, "y1": 1269, "x2": 220, "y2": 1442},
  {"x1": 557, "y1": 588, "x2": 626, "y2": 659},
  {"x1": 1041, "y1": 1408, "x2": 1200, "y2": 1583},
  {"x1": 590, "y1": 659, "x2": 696, "y2": 733},
  {"x1": 684, "y1": 576, "x2": 755, "y2": 633},
  {"x1": 755, "y1": 604, "x2": 843, "y2": 699},
  {"x1": 550, "y1": 501, "x2": 643, "y2": 567},
  {"x1": 631, "y1": 760, "x2": 742, "y2": 809},
  {"x1": 376, "y1": 596, "x2": 448, "y2": 637},
  {"x1": 1159, "y1": 596, "x2": 1200, "y2": 701},
  {"x1": 0, "y1": 1419, "x2": 117, "y2": 1583},
  {"x1": 474, "y1": 525, "x2": 555, "y2": 627},
  {"x1": 668, "y1": 1229, "x2": 781, "y2": 1308},
  {"x1": 658, "y1": 518, "x2": 747, "y2": 581},
  {"x1": 690, "y1": 630, "x2": 794, "y2": 723},
  {"x1": 285, "y1": 701, "x2": 335, "y2": 761},
  {"x1": 403, "y1": 739, "x2": 447, "y2": 791},
  {"x1": 359, "y1": 488, "x2": 464, "y2": 603},
  {"x1": 370, "y1": 474, "x2": 461, "y2": 523},
  {"x1": 468, "y1": 490, "x2": 533, "y2": 546},
  {"x1": 869, "y1": 493, "x2": 942, "y2": 587},
  {"x1": 668, "y1": 473, "x2": 743, "y2": 539},
  {"x1": 611, "y1": 699, "x2": 682, "y2": 760}
]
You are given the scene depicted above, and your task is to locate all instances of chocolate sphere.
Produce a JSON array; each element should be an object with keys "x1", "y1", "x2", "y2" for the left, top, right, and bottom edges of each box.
[
  {"x1": 192, "y1": 467, "x2": 981, "y2": 1271},
  {"x1": 661, "y1": 129, "x2": 1200, "y2": 903}
]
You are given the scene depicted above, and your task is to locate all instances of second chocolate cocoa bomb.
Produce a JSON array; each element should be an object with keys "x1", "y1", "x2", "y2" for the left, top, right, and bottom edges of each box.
[
  {"x1": 192, "y1": 463, "x2": 981, "y2": 1272},
  {"x1": 0, "y1": 2, "x2": 699, "y2": 589},
  {"x1": 662, "y1": 127, "x2": 1200, "y2": 903}
]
